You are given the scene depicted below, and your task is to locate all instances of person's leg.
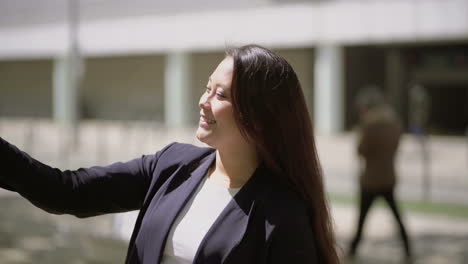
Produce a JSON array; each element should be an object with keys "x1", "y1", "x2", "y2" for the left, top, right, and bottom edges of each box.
[
  {"x1": 382, "y1": 190, "x2": 411, "y2": 257},
  {"x1": 349, "y1": 190, "x2": 377, "y2": 256}
]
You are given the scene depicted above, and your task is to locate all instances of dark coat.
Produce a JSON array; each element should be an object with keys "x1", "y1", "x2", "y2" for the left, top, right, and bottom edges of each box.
[
  {"x1": 0, "y1": 138, "x2": 317, "y2": 264},
  {"x1": 358, "y1": 106, "x2": 402, "y2": 191}
]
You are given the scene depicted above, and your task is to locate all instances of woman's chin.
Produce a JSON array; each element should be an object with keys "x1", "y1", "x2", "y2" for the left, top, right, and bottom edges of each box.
[{"x1": 196, "y1": 129, "x2": 209, "y2": 143}]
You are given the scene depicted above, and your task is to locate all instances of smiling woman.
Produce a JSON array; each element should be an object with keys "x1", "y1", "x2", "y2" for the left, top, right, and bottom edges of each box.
[
  {"x1": 196, "y1": 57, "x2": 244, "y2": 152},
  {"x1": 0, "y1": 45, "x2": 339, "y2": 264}
]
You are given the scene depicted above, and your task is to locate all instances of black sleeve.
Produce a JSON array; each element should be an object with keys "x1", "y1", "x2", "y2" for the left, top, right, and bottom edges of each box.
[
  {"x1": 0, "y1": 136, "x2": 174, "y2": 218},
  {"x1": 267, "y1": 211, "x2": 318, "y2": 263}
]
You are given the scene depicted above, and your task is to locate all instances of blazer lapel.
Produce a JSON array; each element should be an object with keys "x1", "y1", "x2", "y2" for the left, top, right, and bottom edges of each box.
[
  {"x1": 136, "y1": 152, "x2": 216, "y2": 263},
  {"x1": 193, "y1": 167, "x2": 267, "y2": 264}
]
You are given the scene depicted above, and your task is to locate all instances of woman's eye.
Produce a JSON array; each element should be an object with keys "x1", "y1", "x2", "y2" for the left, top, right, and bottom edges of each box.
[
  {"x1": 205, "y1": 87, "x2": 211, "y2": 93},
  {"x1": 216, "y1": 93, "x2": 226, "y2": 99}
]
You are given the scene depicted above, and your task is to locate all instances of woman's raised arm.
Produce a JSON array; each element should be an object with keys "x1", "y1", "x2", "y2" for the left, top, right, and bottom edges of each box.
[{"x1": 0, "y1": 137, "x2": 169, "y2": 218}]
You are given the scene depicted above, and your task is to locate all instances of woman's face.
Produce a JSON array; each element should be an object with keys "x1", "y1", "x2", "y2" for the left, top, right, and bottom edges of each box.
[{"x1": 196, "y1": 57, "x2": 246, "y2": 149}]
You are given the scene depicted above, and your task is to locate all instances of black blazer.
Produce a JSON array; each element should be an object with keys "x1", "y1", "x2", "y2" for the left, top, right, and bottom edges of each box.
[{"x1": 0, "y1": 138, "x2": 317, "y2": 263}]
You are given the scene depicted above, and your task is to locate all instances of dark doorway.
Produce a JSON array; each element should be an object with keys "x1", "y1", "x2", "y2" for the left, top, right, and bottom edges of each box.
[{"x1": 426, "y1": 85, "x2": 468, "y2": 135}]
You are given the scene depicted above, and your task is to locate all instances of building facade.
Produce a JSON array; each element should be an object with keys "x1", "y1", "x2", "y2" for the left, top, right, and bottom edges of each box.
[{"x1": 1, "y1": 0, "x2": 467, "y2": 134}]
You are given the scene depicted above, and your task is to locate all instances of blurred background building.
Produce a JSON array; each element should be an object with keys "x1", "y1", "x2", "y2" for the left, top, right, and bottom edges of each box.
[
  {"x1": 1, "y1": 0, "x2": 467, "y2": 134},
  {"x1": 1, "y1": 0, "x2": 468, "y2": 263}
]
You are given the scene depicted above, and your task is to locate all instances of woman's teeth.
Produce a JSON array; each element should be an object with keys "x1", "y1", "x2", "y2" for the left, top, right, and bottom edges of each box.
[{"x1": 202, "y1": 117, "x2": 216, "y2": 124}]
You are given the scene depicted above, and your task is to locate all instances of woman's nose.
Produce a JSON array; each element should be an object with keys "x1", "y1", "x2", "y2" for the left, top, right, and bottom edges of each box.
[{"x1": 199, "y1": 93, "x2": 210, "y2": 109}]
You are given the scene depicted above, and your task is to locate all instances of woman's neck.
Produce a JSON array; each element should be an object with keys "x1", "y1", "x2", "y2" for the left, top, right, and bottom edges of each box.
[{"x1": 209, "y1": 145, "x2": 259, "y2": 189}]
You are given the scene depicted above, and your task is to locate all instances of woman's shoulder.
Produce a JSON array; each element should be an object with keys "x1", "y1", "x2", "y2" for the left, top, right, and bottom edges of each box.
[
  {"x1": 154, "y1": 142, "x2": 215, "y2": 165},
  {"x1": 137, "y1": 142, "x2": 215, "y2": 181},
  {"x1": 162, "y1": 142, "x2": 213, "y2": 153}
]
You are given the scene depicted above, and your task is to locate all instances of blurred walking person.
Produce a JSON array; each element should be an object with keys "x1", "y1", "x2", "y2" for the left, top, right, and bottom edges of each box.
[{"x1": 348, "y1": 86, "x2": 411, "y2": 261}]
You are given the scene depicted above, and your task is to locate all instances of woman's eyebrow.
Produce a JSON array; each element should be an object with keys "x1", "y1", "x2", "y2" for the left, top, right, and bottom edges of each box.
[
  {"x1": 208, "y1": 76, "x2": 229, "y2": 90},
  {"x1": 217, "y1": 84, "x2": 229, "y2": 90}
]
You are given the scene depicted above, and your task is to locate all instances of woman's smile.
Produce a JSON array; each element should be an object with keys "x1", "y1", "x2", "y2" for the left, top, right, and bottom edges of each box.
[{"x1": 199, "y1": 115, "x2": 217, "y2": 127}]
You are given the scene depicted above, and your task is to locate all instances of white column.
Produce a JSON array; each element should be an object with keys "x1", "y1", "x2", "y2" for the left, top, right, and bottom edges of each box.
[
  {"x1": 53, "y1": 0, "x2": 82, "y2": 128},
  {"x1": 53, "y1": 55, "x2": 82, "y2": 154},
  {"x1": 53, "y1": 57, "x2": 79, "y2": 125},
  {"x1": 313, "y1": 45, "x2": 344, "y2": 134},
  {"x1": 165, "y1": 52, "x2": 192, "y2": 127}
]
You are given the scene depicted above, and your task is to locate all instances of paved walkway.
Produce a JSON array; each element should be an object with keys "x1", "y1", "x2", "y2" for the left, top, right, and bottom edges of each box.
[
  {"x1": 0, "y1": 195, "x2": 127, "y2": 264},
  {"x1": 333, "y1": 203, "x2": 468, "y2": 264},
  {"x1": 1, "y1": 194, "x2": 466, "y2": 264},
  {"x1": 315, "y1": 133, "x2": 468, "y2": 205}
]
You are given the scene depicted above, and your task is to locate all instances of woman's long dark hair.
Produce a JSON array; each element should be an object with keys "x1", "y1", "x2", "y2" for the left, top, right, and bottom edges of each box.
[{"x1": 227, "y1": 45, "x2": 339, "y2": 264}]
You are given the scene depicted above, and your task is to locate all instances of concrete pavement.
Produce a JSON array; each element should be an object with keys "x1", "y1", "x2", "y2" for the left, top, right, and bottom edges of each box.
[
  {"x1": 333, "y1": 203, "x2": 468, "y2": 264},
  {"x1": 316, "y1": 132, "x2": 468, "y2": 205},
  {"x1": 1, "y1": 193, "x2": 466, "y2": 264}
]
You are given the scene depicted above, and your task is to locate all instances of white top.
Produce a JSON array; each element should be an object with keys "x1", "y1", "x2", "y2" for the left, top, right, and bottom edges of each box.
[{"x1": 160, "y1": 174, "x2": 241, "y2": 264}]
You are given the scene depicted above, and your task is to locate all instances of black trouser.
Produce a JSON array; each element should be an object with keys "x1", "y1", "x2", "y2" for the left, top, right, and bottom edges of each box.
[{"x1": 349, "y1": 189, "x2": 411, "y2": 256}]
